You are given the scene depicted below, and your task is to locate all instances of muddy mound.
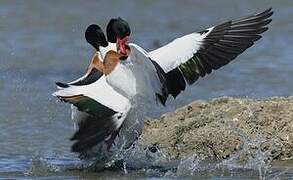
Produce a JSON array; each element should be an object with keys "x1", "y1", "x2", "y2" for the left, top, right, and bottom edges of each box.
[{"x1": 140, "y1": 97, "x2": 293, "y2": 164}]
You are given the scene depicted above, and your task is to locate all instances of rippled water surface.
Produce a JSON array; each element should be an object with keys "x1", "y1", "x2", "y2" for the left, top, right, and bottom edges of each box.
[{"x1": 0, "y1": 0, "x2": 292, "y2": 179}]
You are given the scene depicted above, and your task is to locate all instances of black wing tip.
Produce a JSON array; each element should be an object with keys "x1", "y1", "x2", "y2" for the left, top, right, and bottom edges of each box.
[
  {"x1": 70, "y1": 134, "x2": 76, "y2": 141},
  {"x1": 251, "y1": 8, "x2": 274, "y2": 37},
  {"x1": 71, "y1": 142, "x2": 84, "y2": 153},
  {"x1": 69, "y1": 113, "x2": 121, "y2": 153},
  {"x1": 70, "y1": 126, "x2": 99, "y2": 153},
  {"x1": 262, "y1": 7, "x2": 273, "y2": 15},
  {"x1": 255, "y1": 7, "x2": 274, "y2": 17},
  {"x1": 71, "y1": 143, "x2": 79, "y2": 152},
  {"x1": 70, "y1": 135, "x2": 101, "y2": 153},
  {"x1": 264, "y1": 8, "x2": 274, "y2": 20},
  {"x1": 55, "y1": 81, "x2": 70, "y2": 88},
  {"x1": 257, "y1": 8, "x2": 274, "y2": 22},
  {"x1": 181, "y1": 8, "x2": 274, "y2": 86}
]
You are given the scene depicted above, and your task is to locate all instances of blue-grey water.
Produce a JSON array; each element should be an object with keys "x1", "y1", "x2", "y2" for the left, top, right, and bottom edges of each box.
[{"x1": 0, "y1": 0, "x2": 292, "y2": 179}]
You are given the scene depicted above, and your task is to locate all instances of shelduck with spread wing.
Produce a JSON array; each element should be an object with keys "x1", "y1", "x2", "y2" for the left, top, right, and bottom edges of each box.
[{"x1": 53, "y1": 8, "x2": 273, "y2": 161}]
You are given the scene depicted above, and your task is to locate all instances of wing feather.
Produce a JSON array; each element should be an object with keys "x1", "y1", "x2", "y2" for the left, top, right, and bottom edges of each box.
[
  {"x1": 53, "y1": 76, "x2": 131, "y2": 153},
  {"x1": 149, "y1": 8, "x2": 273, "y2": 98}
]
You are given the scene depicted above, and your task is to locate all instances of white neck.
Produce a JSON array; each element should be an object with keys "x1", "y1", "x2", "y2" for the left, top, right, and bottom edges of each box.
[{"x1": 99, "y1": 43, "x2": 117, "y2": 60}]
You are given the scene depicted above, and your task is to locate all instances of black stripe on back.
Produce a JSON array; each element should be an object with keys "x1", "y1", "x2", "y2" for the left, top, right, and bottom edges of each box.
[
  {"x1": 71, "y1": 68, "x2": 103, "y2": 86},
  {"x1": 55, "y1": 82, "x2": 70, "y2": 88},
  {"x1": 55, "y1": 68, "x2": 103, "y2": 88}
]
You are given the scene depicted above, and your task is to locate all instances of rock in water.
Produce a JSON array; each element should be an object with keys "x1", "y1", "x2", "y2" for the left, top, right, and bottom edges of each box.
[{"x1": 140, "y1": 96, "x2": 293, "y2": 165}]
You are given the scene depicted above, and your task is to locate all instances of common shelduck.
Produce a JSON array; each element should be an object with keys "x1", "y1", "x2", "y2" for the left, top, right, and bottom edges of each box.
[{"x1": 53, "y1": 8, "x2": 273, "y2": 161}]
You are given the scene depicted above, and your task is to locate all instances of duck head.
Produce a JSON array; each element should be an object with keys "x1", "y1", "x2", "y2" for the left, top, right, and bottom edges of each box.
[
  {"x1": 106, "y1": 17, "x2": 131, "y2": 55},
  {"x1": 85, "y1": 24, "x2": 108, "y2": 51}
]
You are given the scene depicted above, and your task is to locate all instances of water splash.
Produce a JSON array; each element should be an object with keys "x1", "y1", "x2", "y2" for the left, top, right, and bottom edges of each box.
[{"x1": 25, "y1": 154, "x2": 83, "y2": 177}]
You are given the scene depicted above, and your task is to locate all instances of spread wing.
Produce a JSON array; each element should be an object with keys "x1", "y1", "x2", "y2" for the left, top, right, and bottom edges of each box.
[
  {"x1": 149, "y1": 8, "x2": 273, "y2": 98},
  {"x1": 53, "y1": 76, "x2": 131, "y2": 153}
]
